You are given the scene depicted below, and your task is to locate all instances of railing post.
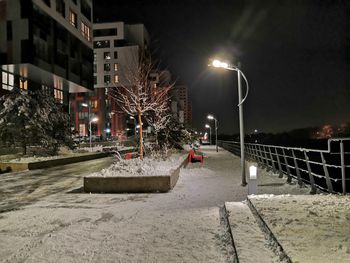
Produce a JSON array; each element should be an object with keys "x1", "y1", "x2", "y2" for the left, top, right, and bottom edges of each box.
[
  {"x1": 320, "y1": 152, "x2": 333, "y2": 193},
  {"x1": 340, "y1": 141, "x2": 346, "y2": 194},
  {"x1": 246, "y1": 144, "x2": 252, "y2": 161},
  {"x1": 282, "y1": 148, "x2": 292, "y2": 183},
  {"x1": 275, "y1": 147, "x2": 283, "y2": 178},
  {"x1": 252, "y1": 144, "x2": 260, "y2": 164},
  {"x1": 304, "y1": 151, "x2": 317, "y2": 194},
  {"x1": 255, "y1": 144, "x2": 263, "y2": 166},
  {"x1": 268, "y1": 146, "x2": 277, "y2": 173},
  {"x1": 292, "y1": 149, "x2": 302, "y2": 186}
]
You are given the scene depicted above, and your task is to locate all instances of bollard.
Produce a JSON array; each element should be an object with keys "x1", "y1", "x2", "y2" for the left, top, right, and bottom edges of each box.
[{"x1": 248, "y1": 164, "x2": 258, "y2": 195}]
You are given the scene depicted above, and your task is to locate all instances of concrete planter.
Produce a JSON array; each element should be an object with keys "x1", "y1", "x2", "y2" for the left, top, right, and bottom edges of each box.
[
  {"x1": 84, "y1": 155, "x2": 188, "y2": 193},
  {"x1": 0, "y1": 152, "x2": 110, "y2": 173}
]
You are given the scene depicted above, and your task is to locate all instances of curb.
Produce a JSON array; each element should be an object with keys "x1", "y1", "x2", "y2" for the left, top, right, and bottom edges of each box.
[
  {"x1": 222, "y1": 203, "x2": 240, "y2": 263},
  {"x1": 246, "y1": 197, "x2": 292, "y2": 263}
]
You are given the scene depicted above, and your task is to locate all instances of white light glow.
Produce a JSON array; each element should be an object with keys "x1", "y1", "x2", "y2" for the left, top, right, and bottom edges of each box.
[
  {"x1": 249, "y1": 165, "x2": 257, "y2": 180},
  {"x1": 212, "y1": 60, "x2": 221, "y2": 67}
]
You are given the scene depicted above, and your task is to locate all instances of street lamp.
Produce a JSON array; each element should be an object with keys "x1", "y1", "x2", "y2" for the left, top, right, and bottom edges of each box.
[
  {"x1": 205, "y1": 124, "x2": 212, "y2": 145},
  {"x1": 89, "y1": 117, "x2": 98, "y2": 151},
  {"x1": 81, "y1": 102, "x2": 90, "y2": 135},
  {"x1": 207, "y1": 114, "x2": 218, "y2": 152},
  {"x1": 130, "y1": 116, "x2": 137, "y2": 136},
  {"x1": 209, "y1": 58, "x2": 250, "y2": 186}
]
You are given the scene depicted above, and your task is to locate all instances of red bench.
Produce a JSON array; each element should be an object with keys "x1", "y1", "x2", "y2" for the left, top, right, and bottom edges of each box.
[{"x1": 188, "y1": 148, "x2": 204, "y2": 163}]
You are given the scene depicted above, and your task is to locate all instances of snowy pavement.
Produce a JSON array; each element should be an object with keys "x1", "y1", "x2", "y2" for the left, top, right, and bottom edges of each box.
[
  {"x1": 0, "y1": 146, "x2": 244, "y2": 262},
  {"x1": 1, "y1": 146, "x2": 347, "y2": 262}
]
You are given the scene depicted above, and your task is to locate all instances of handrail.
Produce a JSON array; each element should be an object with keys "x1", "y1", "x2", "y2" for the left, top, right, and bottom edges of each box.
[
  {"x1": 220, "y1": 138, "x2": 350, "y2": 153},
  {"x1": 218, "y1": 138, "x2": 350, "y2": 194}
]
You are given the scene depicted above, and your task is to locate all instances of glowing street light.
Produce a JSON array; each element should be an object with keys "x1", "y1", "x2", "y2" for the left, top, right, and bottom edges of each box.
[
  {"x1": 207, "y1": 114, "x2": 218, "y2": 152},
  {"x1": 205, "y1": 124, "x2": 212, "y2": 145},
  {"x1": 209, "y1": 58, "x2": 250, "y2": 186}
]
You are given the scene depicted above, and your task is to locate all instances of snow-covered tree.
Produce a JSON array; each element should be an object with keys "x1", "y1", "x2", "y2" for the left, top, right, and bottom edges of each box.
[
  {"x1": 108, "y1": 55, "x2": 172, "y2": 159},
  {"x1": 157, "y1": 116, "x2": 192, "y2": 152},
  {"x1": 0, "y1": 90, "x2": 72, "y2": 155}
]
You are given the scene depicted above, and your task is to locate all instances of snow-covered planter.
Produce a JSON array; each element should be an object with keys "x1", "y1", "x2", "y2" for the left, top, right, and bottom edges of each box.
[
  {"x1": 0, "y1": 152, "x2": 109, "y2": 173},
  {"x1": 84, "y1": 153, "x2": 188, "y2": 193}
]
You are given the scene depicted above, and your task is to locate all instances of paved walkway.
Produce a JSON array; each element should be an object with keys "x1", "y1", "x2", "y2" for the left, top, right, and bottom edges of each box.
[{"x1": 0, "y1": 145, "x2": 309, "y2": 262}]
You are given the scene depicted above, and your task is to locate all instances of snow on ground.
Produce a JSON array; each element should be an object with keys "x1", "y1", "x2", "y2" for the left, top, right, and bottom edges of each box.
[
  {"x1": 0, "y1": 145, "x2": 347, "y2": 262},
  {"x1": 0, "y1": 146, "x2": 239, "y2": 262},
  {"x1": 225, "y1": 202, "x2": 281, "y2": 263},
  {"x1": 88, "y1": 153, "x2": 186, "y2": 177},
  {"x1": 249, "y1": 194, "x2": 350, "y2": 263}
]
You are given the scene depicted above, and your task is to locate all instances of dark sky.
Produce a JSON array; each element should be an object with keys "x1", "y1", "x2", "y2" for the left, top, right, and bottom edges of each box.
[{"x1": 94, "y1": 0, "x2": 350, "y2": 134}]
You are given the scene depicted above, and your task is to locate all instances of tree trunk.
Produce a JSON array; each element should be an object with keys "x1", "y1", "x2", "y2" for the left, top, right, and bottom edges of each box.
[
  {"x1": 138, "y1": 110, "x2": 143, "y2": 160},
  {"x1": 22, "y1": 141, "x2": 27, "y2": 155},
  {"x1": 155, "y1": 130, "x2": 158, "y2": 146}
]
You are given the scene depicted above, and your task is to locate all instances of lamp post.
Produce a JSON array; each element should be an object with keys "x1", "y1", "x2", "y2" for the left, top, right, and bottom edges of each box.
[
  {"x1": 130, "y1": 116, "x2": 137, "y2": 137},
  {"x1": 81, "y1": 102, "x2": 90, "y2": 136},
  {"x1": 89, "y1": 117, "x2": 98, "y2": 151},
  {"x1": 207, "y1": 114, "x2": 218, "y2": 152},
  {"x1": 210, "y1": 59, "x2": 249, "y2": 186},
  {"x1": 205, "y1": 124, "x2": 212, "y2": 145}
]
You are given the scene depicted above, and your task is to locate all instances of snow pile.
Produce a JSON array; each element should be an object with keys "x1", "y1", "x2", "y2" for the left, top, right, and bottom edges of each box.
[
  {"x1": 7, "y1": 155, "x2": 64, "y2": 163},
  {"x1": 89, "y1": 153, "x2": 186, "y2": 177},
  {"x1": 78, "y1": 145, "x2": 103, "y2": 152}
]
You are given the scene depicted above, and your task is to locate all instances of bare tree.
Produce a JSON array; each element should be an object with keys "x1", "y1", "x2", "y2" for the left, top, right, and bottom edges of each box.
[{"x1": 108, "y1": 56, "x2": 172, "y2": 160}]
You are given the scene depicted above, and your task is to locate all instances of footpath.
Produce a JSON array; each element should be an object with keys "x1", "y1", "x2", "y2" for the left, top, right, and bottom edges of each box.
[{"x1": 0, "y1": 146, "x2": 349, "y2": 262}]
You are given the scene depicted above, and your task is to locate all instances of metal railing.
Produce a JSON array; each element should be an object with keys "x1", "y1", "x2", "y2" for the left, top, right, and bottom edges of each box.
[{"x1": 218, "y1": 138, "x2": 350, "y2": 194}]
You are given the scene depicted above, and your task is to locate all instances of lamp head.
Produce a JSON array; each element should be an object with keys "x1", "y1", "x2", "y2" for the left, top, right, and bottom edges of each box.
[
  {"x1": 91, "y1": 117, "x2": 98, "y2": 122},
  {"x1": 81, "y1": 103, "x2": 88, "y2": 107},
  {"x1": 211, "y1": 59, "x2": 229, "y2": 69},
  {"x1": 205, "y1": 124, "x2": 210, "y2": 128},
  {"x1": 207, "y1": 115, "x2": 214, "y2": 120}
]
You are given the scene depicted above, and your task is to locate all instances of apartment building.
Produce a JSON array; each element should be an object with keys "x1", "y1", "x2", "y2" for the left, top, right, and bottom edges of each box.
[
  {"x1": 0, "y1": 0, "x2": 94, "y2": 110},
  {"x1": 171, "y1": 85, "x2": 192, "y2": 126},
  {"x1": 72, "y1": 21, "x2": 150, "y2": 139}
]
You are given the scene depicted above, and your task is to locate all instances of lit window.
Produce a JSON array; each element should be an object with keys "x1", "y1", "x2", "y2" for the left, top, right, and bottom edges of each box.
[
  {"x1": 69, "y1": 9, "x2": 77, "y2": 28},
  {"x1": 20, "y1": 78, "x2": 28, "y2": 91},
  {"x1": 81, "y1": 21, "x2": 91, "y2": 41},
  {"x1": 104, "y1": 52, "x2": 111, "y2": 60},
  {"x1": 54, "y1": 78, "x2": 64, "y2": 104},
  {"x1": 1, "y1": 71, "x2": 14, "y2": 91},
  {"x1": 114, "y1": 75, "x2": 119, "y2": 83},
  {"x1": 114, "y1": 63, "x2": 118, "y2": 71}
]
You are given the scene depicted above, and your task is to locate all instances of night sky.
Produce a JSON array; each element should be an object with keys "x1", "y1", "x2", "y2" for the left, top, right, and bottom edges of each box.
[{"x1": 93, "y1": 0, "x2": 350, "y2": 134}]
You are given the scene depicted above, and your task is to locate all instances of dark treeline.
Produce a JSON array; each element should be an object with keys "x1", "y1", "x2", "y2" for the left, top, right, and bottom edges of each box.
[{"x1": 218, "y1": 122, "x2": 350, "y2": 150}]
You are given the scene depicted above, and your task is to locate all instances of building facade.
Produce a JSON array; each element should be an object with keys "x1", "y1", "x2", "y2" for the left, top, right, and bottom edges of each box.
[
  {"x1": 72, "y1": 21, "x2": 150, "y2": 139},
  {"x1": 0, "y1": 0, "x2": 94, "y2": 109},
  {"x1": 171, "y1": 85, "x2": 192, "y2": 126}
]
